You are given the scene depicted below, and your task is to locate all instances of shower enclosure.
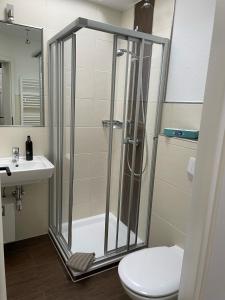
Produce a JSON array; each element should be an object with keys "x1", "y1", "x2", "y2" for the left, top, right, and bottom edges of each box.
[{"x1": 48, "y1": 18, "x2": 169, "y2": 280}]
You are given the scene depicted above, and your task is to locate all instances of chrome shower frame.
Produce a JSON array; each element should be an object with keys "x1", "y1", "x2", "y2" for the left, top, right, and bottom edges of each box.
[{"x1": 48, "y1": 18, "x2": 170, "y2": 280}]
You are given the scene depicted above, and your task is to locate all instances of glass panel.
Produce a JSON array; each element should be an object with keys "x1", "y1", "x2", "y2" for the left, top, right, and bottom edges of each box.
[
  {"x1": 124, "y1": 40, "x2": 142, "y2": 249},
  {"x1": 49, "y1": 42, "x2": 58, "y2": 231},
  {"x1": 107, "y1": 37, "x2": 144, "y2": 252},
  {"x1": 119, "y1": 39, "x2": 142, "y2": 249},
  {"x1": 61, "y1": 38, "x2": 72, "y2": 243},
  {"x1": 107, "y1": 39, "x2": 160, "y2": 251},
  {"x1": 138, "y1": 43, "x2": 163, "y2": 241},
  {"x1": 107, "y1": 38, "x2": 130, "y2": 251},
  {"x1": 71, "y1": 29, "x2": 112, "y2": 258}
]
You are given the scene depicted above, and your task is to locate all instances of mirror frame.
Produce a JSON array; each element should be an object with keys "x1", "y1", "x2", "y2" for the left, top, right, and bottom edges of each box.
[{"x1": 0, "y1": 20, "x2": 44, "y2": 127}]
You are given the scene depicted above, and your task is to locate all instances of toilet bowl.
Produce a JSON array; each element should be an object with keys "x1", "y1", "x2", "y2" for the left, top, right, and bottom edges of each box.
[{"x1": 118, "y1": 246, "x2": 184, "y2": 300}]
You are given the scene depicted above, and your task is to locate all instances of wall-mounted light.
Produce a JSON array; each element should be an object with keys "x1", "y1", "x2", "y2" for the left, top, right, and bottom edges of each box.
[{"x1": 5, "y1": 4, "x2": 14, "y2": 23}]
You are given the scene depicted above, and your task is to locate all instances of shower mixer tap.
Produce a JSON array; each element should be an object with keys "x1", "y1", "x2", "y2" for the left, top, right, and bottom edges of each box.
[{"x1": 124, "y1": 137, "x2": 141, "y2": 146}]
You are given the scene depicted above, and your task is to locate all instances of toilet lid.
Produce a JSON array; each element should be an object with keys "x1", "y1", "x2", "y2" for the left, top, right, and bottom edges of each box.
[{"x1": 118, "y1": 246, "x2": 184, "y2": 298}]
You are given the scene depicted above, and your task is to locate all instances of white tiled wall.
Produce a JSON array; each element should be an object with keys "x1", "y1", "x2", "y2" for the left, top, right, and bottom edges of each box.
[
  {"x1": 0, "y1": 0, "x2": 122, "y2": 240},
  {"x1": 161, "y1": 103, "x2": 203, "y2": 131},
  {"x1": 73, "y1": 29, "x2": 113, "y2": 219},
  {"x1": 149, "y1": 135, "x2": 198, "y2": 248},
  {"x1": 152, "y1": 0, "x2": 175, "y2": 38}
]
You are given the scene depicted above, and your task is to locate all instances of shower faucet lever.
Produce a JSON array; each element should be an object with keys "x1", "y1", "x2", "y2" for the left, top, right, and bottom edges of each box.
[{"x1": 124, "y1": 137, "x2": 141, "y2": 146}]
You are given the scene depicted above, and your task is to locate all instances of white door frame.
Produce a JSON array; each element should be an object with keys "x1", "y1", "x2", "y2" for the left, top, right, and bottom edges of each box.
[
  {"x1": 0, "y1": 56, "x2": 15, "y2": 125},
  {"x1": 179, "y1": 0, "x2": 225, "y2": 299},
  {"x1": 0, "y1": 180, "x2": 7, "y2": 300}
]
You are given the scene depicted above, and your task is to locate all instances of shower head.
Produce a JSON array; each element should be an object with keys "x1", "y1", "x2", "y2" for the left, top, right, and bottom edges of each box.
[
  {"x1": 116, "y1": 49, "x2": 126, "y2": 57},
  {"x1": 116, "y1": 49, "x2": 138, "y2": 60},
  {"x1": 142, "y1": 0, "x2": 153, "y2": 9}
]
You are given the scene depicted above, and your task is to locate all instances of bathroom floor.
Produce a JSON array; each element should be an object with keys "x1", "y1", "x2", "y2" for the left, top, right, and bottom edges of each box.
[{"x1": 4, "y1": 235, "x2": 129, "y2": 300}]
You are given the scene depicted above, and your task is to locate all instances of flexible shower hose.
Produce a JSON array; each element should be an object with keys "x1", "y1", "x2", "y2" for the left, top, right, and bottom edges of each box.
[{"x1": 126, "y1": 76, "x2": 149, "y2": 177}]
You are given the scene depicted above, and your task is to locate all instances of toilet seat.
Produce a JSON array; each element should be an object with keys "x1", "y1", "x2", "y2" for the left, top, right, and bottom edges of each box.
[
  {"x1": 118, "y1": 246, "x2": 184, "y2": 298},
  {"x1": 122, "y1": 283, "x2": 178, "y2": 300}
]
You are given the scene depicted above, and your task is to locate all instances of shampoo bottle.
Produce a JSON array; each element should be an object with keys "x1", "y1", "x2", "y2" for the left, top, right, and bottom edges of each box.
[{"x1": 26, "y1": 135, "x2": 33, "y2": 161}]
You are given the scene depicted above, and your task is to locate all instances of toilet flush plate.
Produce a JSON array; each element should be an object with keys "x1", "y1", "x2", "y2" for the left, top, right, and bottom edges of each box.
[{"x1": 0, "y1": 156, "x2": 54, "y2": 186}]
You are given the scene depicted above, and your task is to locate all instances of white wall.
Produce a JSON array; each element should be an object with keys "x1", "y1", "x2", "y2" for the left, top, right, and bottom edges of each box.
[
  {"x1": 149, "y1": 136, "x2": 197, "y2": 248},
  {"x1": 166, "y1": 0, "x2": 216, "y2": 102}
]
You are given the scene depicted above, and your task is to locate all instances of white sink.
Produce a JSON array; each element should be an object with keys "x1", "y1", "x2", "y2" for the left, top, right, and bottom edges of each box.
[{"x1": 0, "y1": 156, "x2": 55, "y2": 186}]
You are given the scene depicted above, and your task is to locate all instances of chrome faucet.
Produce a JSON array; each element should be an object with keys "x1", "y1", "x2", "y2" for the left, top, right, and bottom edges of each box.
[{"x1": 12, "y1": 147, "x2": 19, "y2": 164}]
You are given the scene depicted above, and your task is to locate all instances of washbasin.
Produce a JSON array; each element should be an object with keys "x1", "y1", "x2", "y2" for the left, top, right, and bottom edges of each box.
[{"x1": 0, "y1": 155, "x2": 54, "y2": 186}]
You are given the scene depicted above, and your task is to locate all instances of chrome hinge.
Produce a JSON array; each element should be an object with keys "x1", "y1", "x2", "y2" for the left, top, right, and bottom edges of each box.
[{"x1": 2, "y1": 205, "x2": 5, "y2": 217}]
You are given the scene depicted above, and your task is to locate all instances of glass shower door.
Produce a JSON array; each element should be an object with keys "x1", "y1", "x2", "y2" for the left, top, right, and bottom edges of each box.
[
  {"x1": 105, "y1": 36, "x2": 148, "y2": 254},
  {"x1": 50, "y1": 34, "x2": 76, "y2": 254},
  {"x1": 71, "y1": 28, "x2": 112, "y2": 259},
  {"x1": 60, "y1": 36, "x2": 74, "y2": 248},
  {"x1": 49, "y1": 42, "x2": 58, "y2": 233},
  {"x1": 48, "y1": 18, "x2": 170, "y2": 277},
  {"x1": 105, "y1": 36, "x2": 163, "y2": 255}
]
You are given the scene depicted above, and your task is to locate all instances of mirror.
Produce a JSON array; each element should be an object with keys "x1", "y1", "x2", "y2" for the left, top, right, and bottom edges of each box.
[{"x1": 0, "y1": 21, "x2": 43, "y2": 126}]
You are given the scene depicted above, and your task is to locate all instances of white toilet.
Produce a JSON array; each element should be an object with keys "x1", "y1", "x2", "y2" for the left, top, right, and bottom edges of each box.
[{"x1": 118, "y1": 246, "x2": 184, "y2": 300}]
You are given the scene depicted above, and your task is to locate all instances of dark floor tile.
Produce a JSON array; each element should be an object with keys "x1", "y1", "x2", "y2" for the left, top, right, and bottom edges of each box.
[
  {"x1": 5, "y1": 235, "x2": 50, "y2": 252},
  {"x1": 5, "y1": 235, "x2": 128, "y2": 300},
  {"x1": 31, "y1": 243, "x2": 60, "y2": 266},
  {"x1": 12, "y1": 291, "x2": 47, "y2": 300},
  {"x1": 6, "y1": 266, "x2": 39, "y2": 299},
  {"x1": 4, "y1": 248, "x2": 35, "y2": 274}
]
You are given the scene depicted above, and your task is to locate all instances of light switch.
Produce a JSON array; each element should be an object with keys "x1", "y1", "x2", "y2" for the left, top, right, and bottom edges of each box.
[{"x1": 187, "y1": 157, "x2": 196, "y2": 178}]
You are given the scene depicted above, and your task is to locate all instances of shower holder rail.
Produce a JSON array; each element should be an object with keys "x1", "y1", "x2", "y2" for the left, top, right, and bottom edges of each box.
[{"x1": 102, "y1": 120, "x2": 123, "y2": 129}]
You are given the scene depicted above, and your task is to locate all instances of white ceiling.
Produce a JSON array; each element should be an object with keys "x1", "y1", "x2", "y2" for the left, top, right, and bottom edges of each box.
[{"x1": 88, "y1": 0, "x2": 139, "y2": 11}]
